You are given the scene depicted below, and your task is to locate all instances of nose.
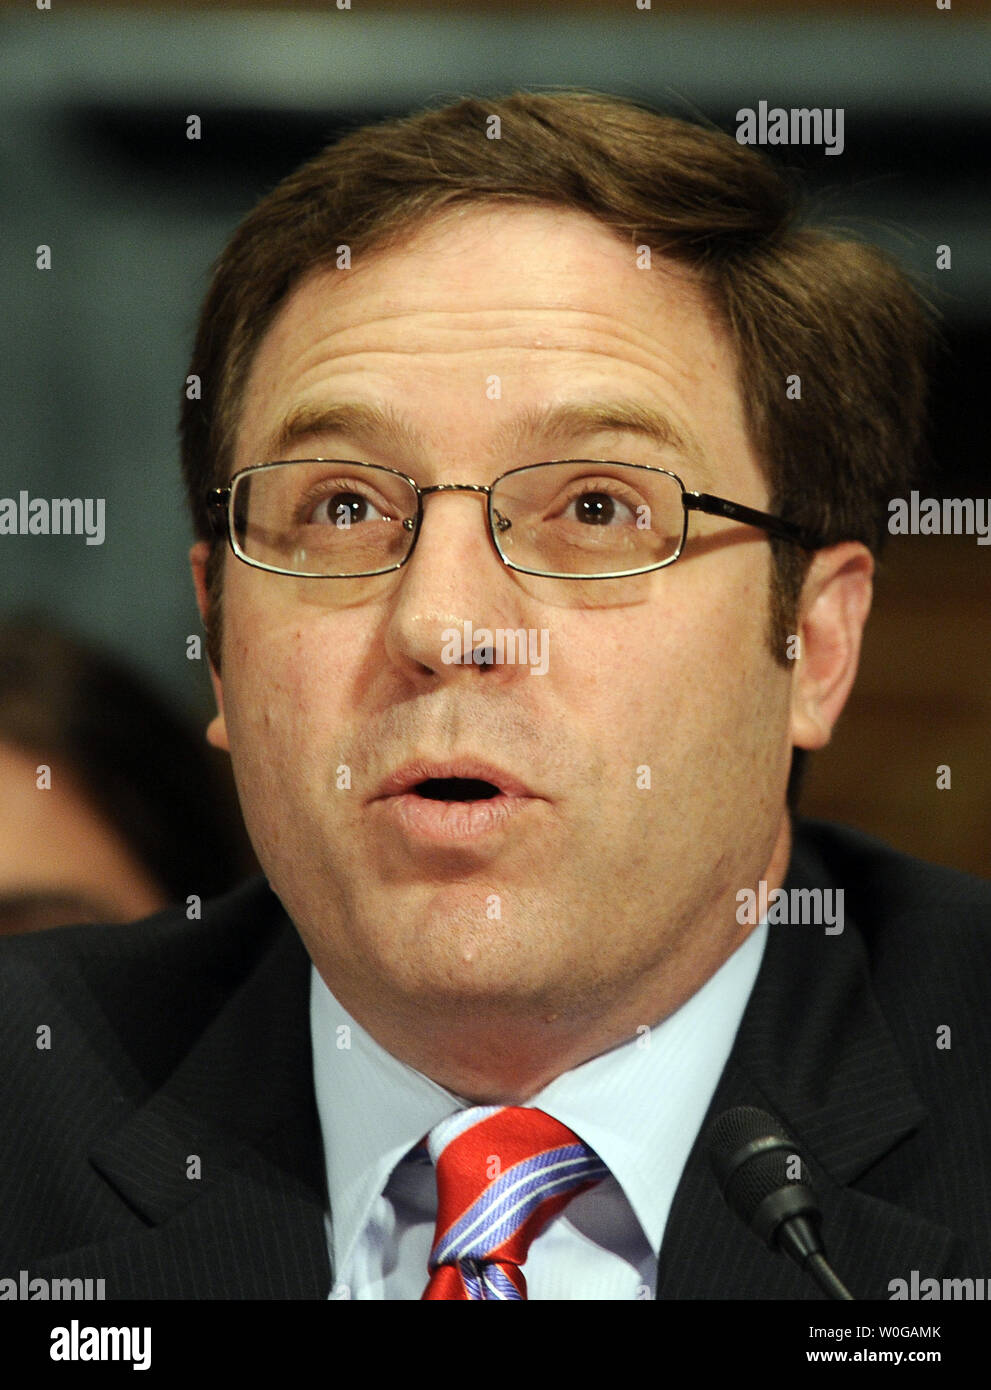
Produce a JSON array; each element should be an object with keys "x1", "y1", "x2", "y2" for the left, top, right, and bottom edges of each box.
[{"x1": 382, "y1": 487, "x2": 534, "y2": 683}]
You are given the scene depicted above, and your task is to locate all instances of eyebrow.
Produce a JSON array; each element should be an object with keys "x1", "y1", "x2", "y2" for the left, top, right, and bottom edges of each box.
[
  {"x1": 500, "y1": 399, "x2": 710, "y2": 477},
  {"x1": 260, "y1": 396, "x2": 711, "y2": 483},
  {"x1": 261, "y1": 401, "x2": 423, "y2": 462}
]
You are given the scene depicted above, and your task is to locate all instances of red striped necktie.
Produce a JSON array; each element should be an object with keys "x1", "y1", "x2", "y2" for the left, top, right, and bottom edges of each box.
[{"x1": 421, "y1": 1105, "x2": 609, "y2": 1300}]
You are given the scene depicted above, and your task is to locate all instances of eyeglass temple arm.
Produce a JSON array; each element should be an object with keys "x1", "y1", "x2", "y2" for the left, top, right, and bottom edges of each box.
[
  {"x1": 207, "y1": 487, "x2": 230, "y2": 537},
  {"x1": 205, "y1": 478, "x2": 821, "y2": 551},
  {"x1": 684, "y1": 491, "x2": 823, "y2": 551}
]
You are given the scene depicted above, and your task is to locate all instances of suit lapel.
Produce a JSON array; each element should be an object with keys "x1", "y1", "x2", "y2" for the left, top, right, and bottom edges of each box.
[
  {"x1": 657, "y1": 829, "x2": 959, "y2": 1300},
  {"x1": 32, "y1": 906, "x2": 331, "y2": 1299}
]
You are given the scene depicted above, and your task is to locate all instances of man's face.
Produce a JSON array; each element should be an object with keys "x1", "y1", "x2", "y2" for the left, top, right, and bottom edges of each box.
[{"x1": 199, "y1": 205, "x2": 798, "y2": 1045}]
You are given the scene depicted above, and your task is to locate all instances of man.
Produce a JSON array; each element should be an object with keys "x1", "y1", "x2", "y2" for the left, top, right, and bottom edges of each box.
[{"x1": 2, "y1": 91, "x2": 989, "y2": 1302}]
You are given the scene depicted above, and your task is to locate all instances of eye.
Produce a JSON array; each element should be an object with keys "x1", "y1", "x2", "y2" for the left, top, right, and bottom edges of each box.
[
  {"x1": 560, "y1": 484, "x2": 640, "y2": 527},
  {"x1": 306, "y1": 490, "x2": 390, "y2": 526}
]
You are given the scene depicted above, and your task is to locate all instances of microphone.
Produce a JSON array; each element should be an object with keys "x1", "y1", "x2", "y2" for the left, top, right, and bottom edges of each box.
[{"x1": 707, "y1": 1105, "x2": 854, "y2": 1300}]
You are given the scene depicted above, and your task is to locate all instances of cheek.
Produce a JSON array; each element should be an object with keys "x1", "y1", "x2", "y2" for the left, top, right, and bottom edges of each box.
[
  {"x1": 220, "y1": 597, "x2": 337, "y2": 808},
  {"x1": 222, "y1": 587, "x2": 396, "y2": 833},
  {"x1": 223, "y1": 571, "x2": 325, "y2": 717},
  {"x1": 644, "y1": 555, "x2": 783, "y2": 745},
  {"x1": 229, "y1": 649, "x2": 331, "y2": 766}
]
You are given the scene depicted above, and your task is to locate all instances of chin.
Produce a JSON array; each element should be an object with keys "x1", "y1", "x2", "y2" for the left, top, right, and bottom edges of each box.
[{"x1": 372, "y1": 927, "x2": 573, "y2": 1013}]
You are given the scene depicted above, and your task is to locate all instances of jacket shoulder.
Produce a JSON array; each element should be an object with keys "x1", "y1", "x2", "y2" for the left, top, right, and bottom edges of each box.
[
  {"x1": 793, "y1": 817, "x2": 991, "y2": 931},
  {"x1": 791, "y1": 818, "x2": 991, "y2": 1075},
  {"x1": 0, "y1": 876, "x2": 288, "y2": 1090}
]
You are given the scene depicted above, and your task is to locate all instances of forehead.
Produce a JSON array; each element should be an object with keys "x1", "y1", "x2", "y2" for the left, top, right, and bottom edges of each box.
[{"x1": 233, "y1": 204, "x2": 756, "y2": 491}]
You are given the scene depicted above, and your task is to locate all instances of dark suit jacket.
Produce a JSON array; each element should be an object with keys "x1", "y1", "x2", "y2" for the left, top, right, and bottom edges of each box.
[{"x1": 2, "y1": 820, "x2": 989, "y2": 1299}]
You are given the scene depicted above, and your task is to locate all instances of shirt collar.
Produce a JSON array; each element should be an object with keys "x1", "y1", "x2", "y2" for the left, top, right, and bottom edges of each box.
[{"x1": 310, "y1": 920, "x2": 766, "y2": 1274}]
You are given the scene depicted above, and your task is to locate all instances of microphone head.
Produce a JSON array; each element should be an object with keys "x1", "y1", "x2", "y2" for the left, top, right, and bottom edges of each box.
[{"x1": 707, "y1": 1105, "x2": 821, "y2": 1249}]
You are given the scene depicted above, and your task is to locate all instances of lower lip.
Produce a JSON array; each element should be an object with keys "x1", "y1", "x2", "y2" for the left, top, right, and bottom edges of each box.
[{"x1": 373, "y1": 793, "x2": 536, "y2": 843}]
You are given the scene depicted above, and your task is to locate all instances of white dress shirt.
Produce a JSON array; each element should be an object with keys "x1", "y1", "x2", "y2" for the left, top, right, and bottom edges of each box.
[{"x1": 310, "y1": 920, "x2": 767, "y2": 1300}]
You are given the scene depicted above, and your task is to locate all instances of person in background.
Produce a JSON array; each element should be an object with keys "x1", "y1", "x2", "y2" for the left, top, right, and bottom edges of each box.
[{"x1": 0, "y1": 613, "x2": 254, "y2": 934}]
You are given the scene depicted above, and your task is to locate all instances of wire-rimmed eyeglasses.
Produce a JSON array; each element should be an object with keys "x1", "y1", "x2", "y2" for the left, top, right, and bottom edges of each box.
[{"x1": 207, "y1": 458, "x2": 824, "y2": 580}]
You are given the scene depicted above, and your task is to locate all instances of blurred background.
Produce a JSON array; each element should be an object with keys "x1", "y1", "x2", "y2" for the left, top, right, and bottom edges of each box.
[{"x1": 0, "y1": 0, "x2": 988, "y2": 886}]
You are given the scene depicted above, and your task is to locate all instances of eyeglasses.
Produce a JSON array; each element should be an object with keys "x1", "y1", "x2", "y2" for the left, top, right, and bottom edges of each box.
[{"x1": 207, "y1": 458, "x2": 824, "y2": 580}]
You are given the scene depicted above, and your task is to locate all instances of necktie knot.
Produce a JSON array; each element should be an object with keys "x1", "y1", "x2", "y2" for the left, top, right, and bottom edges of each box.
[{"x1": 422, "y1": 1105, "x2": 608, "y2": 1300}]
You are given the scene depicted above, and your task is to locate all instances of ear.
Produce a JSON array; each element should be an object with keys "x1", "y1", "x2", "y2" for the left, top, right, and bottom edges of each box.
[
  {"x1": 789, "y1": 541, "x2": 874, "y2": 751},
  {"x1": 190, "y1": 541, "x2": 229, "y2": 752}
]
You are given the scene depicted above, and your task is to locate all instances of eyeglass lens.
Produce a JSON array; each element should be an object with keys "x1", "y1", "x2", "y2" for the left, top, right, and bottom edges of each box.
[{"x1": 230, "y1": 460, "x2": 686, "y2": 578}]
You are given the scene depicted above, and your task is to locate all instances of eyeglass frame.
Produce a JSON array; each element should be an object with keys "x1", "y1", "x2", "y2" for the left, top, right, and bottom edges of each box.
[{"x1": 206, "y1": 457, "x2": 826, "y2": 581}]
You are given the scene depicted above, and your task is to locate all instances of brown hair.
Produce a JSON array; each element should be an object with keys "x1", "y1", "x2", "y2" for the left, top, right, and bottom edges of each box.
[{"x1": 181, "y1": 89, "x2": 932, "y2": 680}]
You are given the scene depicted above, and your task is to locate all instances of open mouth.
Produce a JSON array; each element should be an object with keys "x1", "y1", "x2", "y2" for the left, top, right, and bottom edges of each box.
[
  {"x1": 373, "y1": 766, "x2": 534, "y2": 841},
  {"x1": 411, "y1": 777, "x2": 503, "y2": 802}
]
